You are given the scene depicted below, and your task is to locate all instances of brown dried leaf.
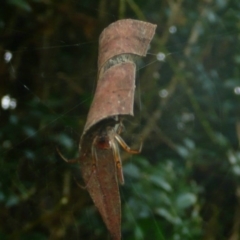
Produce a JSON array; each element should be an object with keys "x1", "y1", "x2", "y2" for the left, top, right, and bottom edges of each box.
[{"x1": 78, "y1": 19, "x2": 156, "y2": 240}]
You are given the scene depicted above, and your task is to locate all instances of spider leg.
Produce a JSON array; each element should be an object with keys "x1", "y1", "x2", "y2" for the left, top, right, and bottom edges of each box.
[
  {"x1": 114, "y1": 120, "x2": 125, "y2": 135},
  {"x1": 111, "y1": 140, "x2": 124, "y2": 185},
  {"x1": 56, "y1": 148, "x2": 78, "y2": 163},
  {"x1": 57, "y1": 148, "x2": 92, "y2": 189},
  {"x1": 106, "y1": 137, "x2": 124, "y2": 185},
  {"x1": 114, "y1": 134, "x2": 142, "y2": 154}
]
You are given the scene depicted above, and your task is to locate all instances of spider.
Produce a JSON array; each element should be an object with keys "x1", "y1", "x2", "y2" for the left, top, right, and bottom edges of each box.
[
  {"x1": 91, "y1": 122, "x2": 142, "y2": 184},
  {"x1": 57, "y1": 121, "x2": 142, "y2": 186}
]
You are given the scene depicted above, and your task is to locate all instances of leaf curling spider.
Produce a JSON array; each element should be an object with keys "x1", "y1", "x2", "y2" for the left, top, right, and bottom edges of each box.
[
  {"x1": 91, "y1": 121, "x2": 142, "y2": 185},
  {"x1": 57, "y1": 120, "x2": 142, "y2": 186}
]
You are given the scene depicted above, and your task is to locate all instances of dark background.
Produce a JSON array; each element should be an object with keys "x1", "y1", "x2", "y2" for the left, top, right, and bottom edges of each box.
[{"x1": 1, "y1": 0, "x2": 240, "y2": 239}]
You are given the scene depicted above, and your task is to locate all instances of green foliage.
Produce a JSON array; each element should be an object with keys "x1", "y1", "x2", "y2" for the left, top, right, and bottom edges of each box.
[
  {"x1": 122, "y1": 157, "x2": 202, "y2": 240},
  {"x1": 7, "y1": 0, "x2": 32, "y2": 11}
]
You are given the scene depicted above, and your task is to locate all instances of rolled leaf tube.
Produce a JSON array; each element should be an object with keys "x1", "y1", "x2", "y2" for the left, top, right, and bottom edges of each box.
[
  {"x1": 81, "y1": 19, "x2": 157, "y2": 138},
  {"x1": 79, "y1": 19, "x2": 156, "y2": 240}
]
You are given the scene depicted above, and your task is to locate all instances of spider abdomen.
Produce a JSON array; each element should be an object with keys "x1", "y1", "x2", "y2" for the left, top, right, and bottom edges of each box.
[{"x1": 95, "y1": 136, "x2": 111, "y2": 150}]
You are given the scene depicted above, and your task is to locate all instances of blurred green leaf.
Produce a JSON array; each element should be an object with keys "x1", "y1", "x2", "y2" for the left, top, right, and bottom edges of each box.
[
  {"x1": 8, "y1": 0, "x2": 31, "y2": 11},
  {"x1": 176, "y1": 193, "x2": 197, "y2": 209}
]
